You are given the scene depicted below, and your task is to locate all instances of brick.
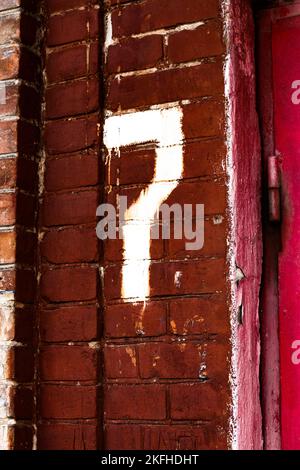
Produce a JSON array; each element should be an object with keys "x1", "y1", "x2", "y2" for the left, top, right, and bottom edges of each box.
[
  {"x1": 0, "y1": 268, "x2": 15, "y2": 292},
  {"x1": 40, "y1": 266, "x2": 97, "y2": 302},
  {"x1": 107, "y1": 179, "x2": 226, "y2": 215},
  {"x1": 170, "y1": 382, "x2": 229, "y2": 420},
  {"x1": 105, "y1": 258, "x2": 226, "y2": 300},
  {"x1": 0, "y1": 158, "x2": 16, "y2": 189},
  {"x1": 9, "y1": 386, "x2": 34, "y2": 420},
  {"x1": 169, "y1": 296, "x2": 230, "y2": 336},
  {"x1": 14, "y1": 306, "x2": 35, "y2": 343},
  {"x1": 105, "y1": 384, "x2": 166, "y2": 420},
  {"x1": 0, "y1": 0, "x2": 20, "y2": 10},
  {"x1": 41, "y1": 227, "x2": 98, "y2": 264},
  {"x1": 12, "y1": 346, "x2": 34, "y2": 382},
  {"x1": 0, "y1": 45, "x2": 19, "y2": 80},
  {"x1": 107, "y1": 35, "x2": 163, "y2": 74},
  {"x1": 45, "y1": 115, "x2": 98, "y2": 154},
  {"x1": 45, "y1": 151, "x2": 99, "y2": 190},
  {"x1": 107, "y1": 60, "x2": 224, "y2": 111},
  {"x1": 111, "y1": 0, "x2": 220, "y2": 37},
  {"x1": 46, "y1": 42, "x2": 98, "y2": 83},
  {"x1": 0, "y1": 231, "x2": 16, "y2": 263},
  {"x1": 105, "y1": 301, "x2": 167, "y2": 338},
  {"x1": 46, "y1": 77, "x2": 99, "y2": 119},
  {"x1": 47, "y1": 9, "x2": 97, "y2": 47},
  {"x1": 105, "y1": 424, "x2": 227, "y2": 450},
  {"x1": 2, "y1": 229, "x2": 34, "y2": 266},
  {"x1": 0, "y1": 83, "x2": 18, "y2": 116},
  {"x1": 167, "y1": 179, "x2": 226, "y2": 209},
  {"x1": 0, "y1": 120, "x2": 40, "y2": 157},
  {"x1": 138, "y1": 341, "x2": 229, "y2": 380},
  {"x1": 42, "y1": 189, "x2": 98, "y2": 227},
  {"x1": 13, "y1": 425, "x2": 34, "y2": 450},
  {"x1": 168, "y1": 20, "x2": 225, "y2": 64},
  {"x1": 0, "y1": 193, "x2": 16, "y2": 225},
  {"x1": 0, "y1": 120, "x2": 17, "y2": 154},
  {"x1": 167, "y1": 217, "x2": 227, "y2": 259},
  {"x1": 0, "y1": 12, "x2": 20, "y2": 46},
  {"x1": 40, "y1": 385, "x2": 97, "y2": 419},
  {"x1": 46, "y1": 44, "x2": 85, "y2": 83},
  {"x1": 40, "y1": 305, "x2": 98, "y2": 342},
  {"x1": 106, "y1": 140, "x2": 226, "y2": 187},
  {"x1": 40, "y1": 345, "x2": 98, "y2": 381},
  {"x1": 47, "y1": 0, "x2": 98, "y2": 13},
  {"x1": 104, "y1": 345, "x2": 138, "y2": 378},
  {"x1": 37, "y1": 423, "x2": 97, "y2": 450},
  {"x1": 183, "y1": 100, "x2": 225, "y2": 139}
]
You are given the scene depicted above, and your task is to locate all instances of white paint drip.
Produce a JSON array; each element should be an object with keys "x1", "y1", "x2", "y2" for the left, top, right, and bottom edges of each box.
[{"x1": 104, "y1": 107, "x2": 184, "y2": 301}]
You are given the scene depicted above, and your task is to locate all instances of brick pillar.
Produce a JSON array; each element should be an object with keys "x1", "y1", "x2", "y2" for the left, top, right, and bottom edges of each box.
[
  {"x1": 36, "y1": 0, "x2": 102, "y2": 450},
  {"x1": 0, "y1": 0, "x2": 43, "y2": 450},
  {"x1": 102, "y1": 0, "x2": 262, "y2": 450},
  {"x1": 103, "y1": 0, "x2": 229, "y2": 450}
]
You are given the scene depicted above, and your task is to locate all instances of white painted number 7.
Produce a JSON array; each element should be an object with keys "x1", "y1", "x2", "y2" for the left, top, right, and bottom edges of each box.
[{"x1": 104, "y1": 106, "x2": 184, "y2": 301}]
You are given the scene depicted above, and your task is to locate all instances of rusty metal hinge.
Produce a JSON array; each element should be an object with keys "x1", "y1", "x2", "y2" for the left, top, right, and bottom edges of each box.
[{"x1": 268, "y1": 155, "x2": 281, "y2": 223}]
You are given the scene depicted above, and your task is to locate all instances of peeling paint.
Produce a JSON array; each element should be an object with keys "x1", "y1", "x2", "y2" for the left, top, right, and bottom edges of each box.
[
  {"x1": 125, "y1": 347, "x2": 137, "y2": 367},
  {"x1": 223, "y1": 0, "x2": 263, "y2": 450}
]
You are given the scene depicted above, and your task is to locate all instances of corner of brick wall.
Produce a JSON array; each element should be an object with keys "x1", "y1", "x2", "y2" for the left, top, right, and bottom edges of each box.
[
  {"x1": 102, "y1": 0, "x2": 232, "y2": 450},
  {"x1": 0, "y1": 0, "x2": 43, "y2": 450}
]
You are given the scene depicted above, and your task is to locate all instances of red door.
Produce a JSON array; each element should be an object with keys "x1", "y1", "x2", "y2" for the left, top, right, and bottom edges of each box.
[{"x1": 259, "y1": 2, "x2": 300, "y2": 450}]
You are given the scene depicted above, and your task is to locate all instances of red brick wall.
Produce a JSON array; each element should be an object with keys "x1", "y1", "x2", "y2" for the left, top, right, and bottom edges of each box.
[
  {"x1": 0, "y1": 0, "x2": 263, "y2": 450},
  {"x1": 102, "y1": 0, "x2": 231, "y2": 450},
  {"x1": 37, "y1": 0, "x2": 102, "y2": 450}
]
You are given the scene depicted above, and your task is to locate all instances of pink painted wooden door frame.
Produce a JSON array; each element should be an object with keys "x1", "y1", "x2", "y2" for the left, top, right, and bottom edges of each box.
[{"x1": 258, "y1": 1, "x2": 300, "y2": 450}]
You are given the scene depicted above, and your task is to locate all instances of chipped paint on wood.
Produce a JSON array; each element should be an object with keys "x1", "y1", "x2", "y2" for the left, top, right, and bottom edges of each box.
[{"x1": 223, "y1": 0, "x2": 263, "y2": 450}]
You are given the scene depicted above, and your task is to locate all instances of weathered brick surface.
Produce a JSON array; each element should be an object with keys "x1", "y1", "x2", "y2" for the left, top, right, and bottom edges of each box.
[
  {"x1": 40, "y1": 346, "x2": 98, "y2": 381},
  {"x1": 40, "y1": 305, "x2": 98, "y2": 342},
  {"x1": 105, "y1": 384, "x2": 167, "y2": 420},
  {"x1": 40, "y1": 385, "x2": 98, "y2": 419},
  {"x1": 107, "y1": 61, "x2": 224, "y2": 110},
  {"x1": 0, "y1": 0, "x2": 253, "y2": 452},
  {"x1": 37, "y1": 0, "x2": 102, "y2": 451},
  {"x1": 37, "y1": 423, "x2": 98, "y2": 450},
  {"x1": 102, "y1": 0, "x2": 232, "y2": 452}
]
